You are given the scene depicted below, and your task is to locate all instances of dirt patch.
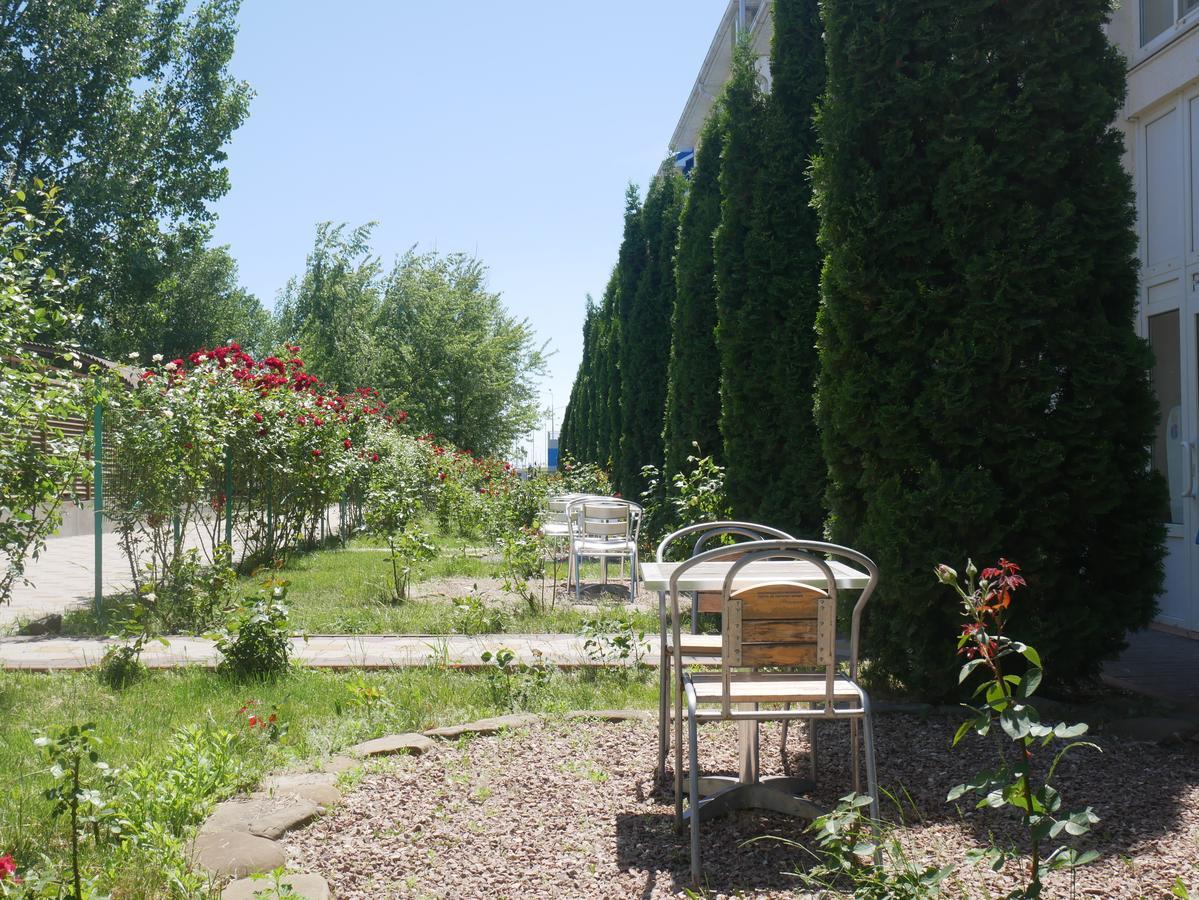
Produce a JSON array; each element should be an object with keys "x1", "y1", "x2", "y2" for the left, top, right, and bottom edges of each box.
[{"x1": 284, "y1": 715, "x2": 1199, "y2": 898}]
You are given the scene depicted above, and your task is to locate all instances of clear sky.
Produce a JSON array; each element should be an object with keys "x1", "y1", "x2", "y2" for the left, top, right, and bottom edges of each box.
[{"x1": 209, "y1": 0, "x2": 730, "y2": 463}]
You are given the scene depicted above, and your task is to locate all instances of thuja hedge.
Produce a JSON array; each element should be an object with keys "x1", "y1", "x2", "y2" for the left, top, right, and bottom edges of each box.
[{"x1": 814, "y1": 0, "x2": 1165, "y2": 694}]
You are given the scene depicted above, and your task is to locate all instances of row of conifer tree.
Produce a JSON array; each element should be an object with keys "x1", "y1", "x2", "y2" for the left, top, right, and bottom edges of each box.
[{"x1": 559, "y1": 0, "x2": 1166, "y2": 694}]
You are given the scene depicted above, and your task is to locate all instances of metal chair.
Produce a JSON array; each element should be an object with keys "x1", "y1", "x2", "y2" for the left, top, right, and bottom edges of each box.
[
  {"x1": 570, "y1": 498, "x2": 642, "y2": 601},
  {"x1": 669, "y1": 540, "x2": 881, "y2": 885},
  {"x1": 539, "y1": 493, "x2": 600, "y2": 591},
  {"x1": 654, "y1": 521, "x2": 794, "y2": 780}
]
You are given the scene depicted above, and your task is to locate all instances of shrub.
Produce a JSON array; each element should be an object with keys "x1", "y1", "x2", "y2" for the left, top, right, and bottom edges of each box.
[
  {"x1": 215, "y1": 582, "x2": 293, "y2": 680},
  {"x1": 814, "y1": 0, "x2": 1166, "y2": 694}
]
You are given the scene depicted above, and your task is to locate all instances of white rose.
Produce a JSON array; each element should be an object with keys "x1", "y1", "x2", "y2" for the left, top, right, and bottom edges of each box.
[
  {"x1": 127, "y1": 351, "x2": 139, "y2": 359},
  {"x1": 152, "y1": 353, "x2": 163, "y2": 363}
]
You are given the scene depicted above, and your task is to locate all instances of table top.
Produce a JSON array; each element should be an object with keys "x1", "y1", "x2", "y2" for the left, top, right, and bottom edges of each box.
[{"x1": 640, "y1": 558, "x2": 870, "y2": 592}]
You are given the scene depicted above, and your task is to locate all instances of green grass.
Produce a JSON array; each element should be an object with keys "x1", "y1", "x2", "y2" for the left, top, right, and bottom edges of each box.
[
  {"x1": 0, "y1": 665, "x2": 657, "y2": 894},
  {"x1": 59, "y1": 527, "x2": 660, "y2": 637}
]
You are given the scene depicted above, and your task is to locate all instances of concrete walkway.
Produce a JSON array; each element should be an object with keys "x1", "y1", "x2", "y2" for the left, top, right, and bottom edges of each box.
[
  {"x1": 0, "y1": 633, "x2": 661, "y2": 671},
  {"x1": 1102, "y1": 627, "x2": 1199, "y2": 711},
  {"x1": 2, "y1": 509, "x2": 340, "y2": 631}
]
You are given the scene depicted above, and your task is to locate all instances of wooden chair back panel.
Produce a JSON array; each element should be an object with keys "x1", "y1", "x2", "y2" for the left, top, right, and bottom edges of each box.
[
  {"x1": 740, "y1": 643, "x2": 820, "y2": 667},
  {"x1": 723, "y1": 582, "x2": 832, "y2": 668}
]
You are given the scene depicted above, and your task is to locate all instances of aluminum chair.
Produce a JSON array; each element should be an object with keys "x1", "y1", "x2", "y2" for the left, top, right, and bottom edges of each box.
[
  {"x1": 539, "y1": 493, "x2": 600, "y2": 591},
  {"x1": 669, "y1": 540, "x2": 880, "y2": 885},
  {"x1": 570, "y1": 498, "x2": 642, "y2": 601},
  {"x1": 653, "y1": 521, "x2": 794, "y2": 780}
]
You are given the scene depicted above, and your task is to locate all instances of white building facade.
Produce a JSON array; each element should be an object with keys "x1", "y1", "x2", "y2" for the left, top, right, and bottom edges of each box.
[{"x1": 671, "y1": 0, "x2": 1199, "y2": 634}]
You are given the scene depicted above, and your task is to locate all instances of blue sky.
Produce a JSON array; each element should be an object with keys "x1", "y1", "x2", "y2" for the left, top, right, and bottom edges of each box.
[{"x1": 210, "y1": 1, "x2": 729, "y2": 463}]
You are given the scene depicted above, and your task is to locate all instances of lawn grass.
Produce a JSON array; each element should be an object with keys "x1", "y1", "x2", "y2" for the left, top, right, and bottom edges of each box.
[
  {"x1": 0, "y1": 664, "x2": 657, "y2": 894},
  {"x1": 59, "y1": 526, "x2": 661, "y2": 637}
]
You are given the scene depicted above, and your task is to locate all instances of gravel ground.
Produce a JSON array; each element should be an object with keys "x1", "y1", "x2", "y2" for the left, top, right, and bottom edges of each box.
[{"x1": 284, "y1": 714, "x2": 1199, "y2": 898}]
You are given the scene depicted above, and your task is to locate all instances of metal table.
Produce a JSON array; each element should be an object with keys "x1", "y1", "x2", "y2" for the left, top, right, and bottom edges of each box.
[{"x1": 641, "y1": 558, "x2": 870, "y2": 821}]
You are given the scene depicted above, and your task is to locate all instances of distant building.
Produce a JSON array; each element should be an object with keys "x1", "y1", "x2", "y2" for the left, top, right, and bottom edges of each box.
[{"x1": 669, "y1": 0, "x2": 1199, "y2": 634}]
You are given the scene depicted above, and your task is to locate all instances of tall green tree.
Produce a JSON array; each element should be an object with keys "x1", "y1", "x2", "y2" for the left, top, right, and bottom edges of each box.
[
  {"x1": 373, "y1": 249, "x2": 547, "y2": 456},
  {"x1": 815, "y1": 0, "x2": 1165, "y2": 695},
  {"x1": 591, "y1": 269, "x2": 620, "y2": 467},
  {"x1": 713, "y1": 39, "x2": 772, "y2": 521},
  {"x1": 610, "y1": 185, "x2": 645, "y2": 492},
  {"x1": 664, "y1": 108, "x2": 727, "y2": 480},
  {"x1": 618, "y1": 171, "x2": 685, "y2": 497},
  {"x1": 276, "y1": 222, "x2": 381, "y2": 393},
  {"x1": 0, "y1": 0, "x2": 252, "y2": 357},
  {"x1": 153, "y1": 245, "x2": 273, "y2": 360},
  {"x1": 748, "y1": 0, "x2": 827, "y2": 534}
]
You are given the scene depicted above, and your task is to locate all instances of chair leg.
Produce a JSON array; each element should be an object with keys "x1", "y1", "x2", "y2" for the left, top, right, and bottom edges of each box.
[
  {"x1": 657, "y1": 626, "x2": 669, "y2": 779},
  {"x1": 575, "y1": 554, "x2": 582, "y2": 602},
  {"x1": 674, "y1": 678, "x2": 685, "y2": 829},
  {"x1": 780, "y1": 704, "x2": 790, "y2": 776},
  {"x1": 861, "y1": 699, "x2": 880, "y2": 823},
  {"x1": 687, "y1": 683, "x2": 702, "y2": 887}
]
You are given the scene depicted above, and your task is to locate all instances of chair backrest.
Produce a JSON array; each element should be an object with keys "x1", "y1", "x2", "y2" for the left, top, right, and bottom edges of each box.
[
  {"x1": 655, "y1": 521, "x2": 794, "y2": 563},
  {"x1": 722, "y1": 581, "x2": 834, "y2": 668},
  {"x1": 545, "y1": 493, "x2": 592, "y2": 525},
  {"x1": 667, "y1": 539, "x2": 878, "y2": 683},
  {"x1": 579, "y1": 500, "x2": 634, "y2": 540}
]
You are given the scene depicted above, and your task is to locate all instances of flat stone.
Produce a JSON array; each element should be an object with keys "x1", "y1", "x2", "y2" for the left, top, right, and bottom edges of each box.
[
  {"x1": 349, "y1": 732, "x2": 438, "y2": 757},
  {"x1": 222, "y1": 872, "x2": 331, "y2": 899},
  {"x1": 424, "y1": 713, "x2": 541, "y2": 738},
  {"x1": 1105, "y1": 717, "x2": 1199, "y2": 744},
  {"x1": 323, "y1": 755, "x2": 360, "y2": 773},
  {"x1": 201, "y1": 797, "x2": 319, "y2": 840},
  {"x1": 190, "y1": 830, "x2": 286, "y2": 878},
  {"x1": 565, "y1": 709, "x2": 653, "y2": 722},
  {"x1": 264, "y1": 773, "x2": 341, "y2": 809}
]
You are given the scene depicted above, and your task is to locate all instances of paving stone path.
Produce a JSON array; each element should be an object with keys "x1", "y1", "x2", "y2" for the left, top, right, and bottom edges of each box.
[{"x1": 0, "y1": 632, "x2": 657, "y2": 671}]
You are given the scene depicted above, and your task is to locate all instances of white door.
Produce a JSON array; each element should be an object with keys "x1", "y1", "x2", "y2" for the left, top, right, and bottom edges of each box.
[{"x1": 1141, "y1": 90, "x2": 1199, "y2": 633}]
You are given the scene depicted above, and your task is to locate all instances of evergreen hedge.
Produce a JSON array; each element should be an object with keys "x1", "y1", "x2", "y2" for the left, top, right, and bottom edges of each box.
[
  {"x1": 815, "y1": 0, "x2": 1166, "y2": 695},
  {"x1": 664, "y1": 107, "x2": 727, "y2": 479}
]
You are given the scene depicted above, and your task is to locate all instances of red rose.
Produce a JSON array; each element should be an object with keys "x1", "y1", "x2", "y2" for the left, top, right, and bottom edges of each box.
[
  {"x1": 311, "y1": 449, "x2": 321, "y2": 457},
  {"x1": 0, "y1": 853, "x2": 18, "y2": 880},
  {"x1": 370, "y1": 453, "x2": 379, "y2": 463},
  {"x1": 343, "y1": 438, "x2": 352, "y2": 449},
  {"x1": 253, "y1": 411, "x2": 264, "y2": 423}
]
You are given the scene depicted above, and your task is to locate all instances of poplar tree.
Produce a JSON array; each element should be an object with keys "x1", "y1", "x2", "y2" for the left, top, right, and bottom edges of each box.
[
  {"x1": 664, "y1": 107, "x2": 727, "y2": 479},
  {"x1": 815, "y1": 0, "x2": 1166, "y2": 694},
  {"x1": 612, "y1": 186, "x2": 645, "y2": 492}
]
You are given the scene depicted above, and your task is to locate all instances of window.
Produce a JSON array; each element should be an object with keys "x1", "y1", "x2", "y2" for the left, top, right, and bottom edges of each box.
[{"x1": 1143, "y1": 0, "x2": 1198, "y2": 46}]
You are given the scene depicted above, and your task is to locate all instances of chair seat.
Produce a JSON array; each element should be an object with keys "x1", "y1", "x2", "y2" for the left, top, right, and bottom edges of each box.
[
  {"x1": 687, "y1": 672, "x2": 863, "y2": 705},
  {"x1": 664, "y1": 634, "x2": 723, "y2": 656},
  {"x1": 575, "y1": 538, "x2": 636, "y2": 554}
]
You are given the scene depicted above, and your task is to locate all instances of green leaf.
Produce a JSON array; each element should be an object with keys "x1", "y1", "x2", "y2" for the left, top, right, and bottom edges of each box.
[
  {"x1": 959, "y1": 658, "x2": 986, "y2": 683},
  {"x1": 1018, "y1": 667, "x2": 1042, "y2": 698}
]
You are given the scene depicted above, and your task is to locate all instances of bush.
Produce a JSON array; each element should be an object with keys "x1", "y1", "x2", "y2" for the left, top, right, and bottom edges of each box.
[
  {"x1": 215, "y1": 582, "x2": 293, "y2": 680},
  {"x1": 814, "y1": 0, "x2": 1166, "y2": 695}
]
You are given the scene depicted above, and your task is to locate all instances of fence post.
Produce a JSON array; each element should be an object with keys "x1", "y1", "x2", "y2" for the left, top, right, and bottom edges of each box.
[
  {"x1": 92, "y1": 391, "x2": 103, "y2": 621},
  {"x1": 224, "y1": 446, "x2": 233, "y2": 548}
]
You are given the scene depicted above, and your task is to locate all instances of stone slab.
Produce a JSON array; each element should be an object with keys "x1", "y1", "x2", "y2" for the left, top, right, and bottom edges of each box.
[
  {"x1": 424, "y1": 713, "x2": 541, "y2": 738},
  {"x1": 222, "y1": 872, "x2": 331, "y2": 899},
  {"x1": 263, "y1": 773, "x2": 341, "y2": 809},
  {"x1": 190, "y1": 830, "x2": 286, "y2": 878},
  {"x1": 202, "y1": 797, "x2": 319, "y2": 841},
  {"x1": 349, "y1": 732, "x2": 438, "y2": 757},
  {"x1": 322, "y1": 755, "x2": 360, "y2": 774}
]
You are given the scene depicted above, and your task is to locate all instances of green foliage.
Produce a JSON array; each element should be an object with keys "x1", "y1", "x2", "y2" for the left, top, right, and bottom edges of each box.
[
  {"x1": 939, "y1": 560, "x2": 1100, "y2": 895},
  {"x1": 215, "y1": 582, "x2": 294, "y2": 681},
  {"x1": 33, "y1": 723, "x2": 114, "y2": 900},
  {"x1": 451, "y1": 593, "x2": 510, "y2": 636},
  {"x1": 499, "y1": 528, "x2": 549, "y2": 614},
  {"x1": 558, "y1": 455, "x2": 613, "y2": 496},
  {"x1": 479, "y1": 647, "x2": 553, "y2": 712},
  {"x1": 580, "y1": 609, "x2": 651, "y2": 668},
  {"x1": 617, "y1": 172, "x2": 686, "y2": 498},
  {"x1": 385, "y1": 527, "x2": 436, "y2": 603},
  {"x1": 814, "y1": 0, "x2": 1165, "y2": 693},
  {"x1": 664, "y1": 108, "x2": 727, "y2": 480},
  {"x1": 0, "y1": 0, "x2": 252, "y2": 357},
  {"x1": 745, "y1": 0, "x2": 826, "y2": 533},
  {"x1": 98, "y1": 605, "x2": 169, "y2": 690},
  {"x1": 795, "y1": 793, "x2": 954, "y2": 899},
  {"x1": 0, "y1": 184, "x2": 90, "y2": 605},
  {"x1": 638, "y1": 446, "x2": 730, "y2": 553}
]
